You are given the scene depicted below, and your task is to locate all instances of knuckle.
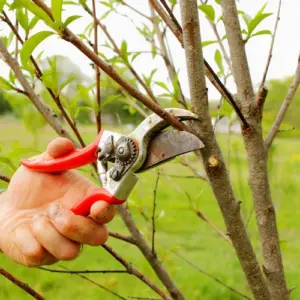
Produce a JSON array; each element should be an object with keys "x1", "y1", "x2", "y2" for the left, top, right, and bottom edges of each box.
[
  {"x1": 92, "y1": 226, "x2": 108, "y2": 246},
  {"x1": 23, "y1": 245, "x2": 47, "y2": 267},
  {"x1": 59, "y1": 215, "x2": 74, "y2": 233},
  {"x1": 57, "y1": 243, "x2": 81, "y2": 261}
]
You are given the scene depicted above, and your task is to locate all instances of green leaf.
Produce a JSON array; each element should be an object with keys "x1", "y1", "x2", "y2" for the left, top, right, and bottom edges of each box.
[
  {"x1": 100, "y1": 94, "x2": 121, "y2": 110},
  {"x1": 0, "y1": 77, "x2": 14, "y2": 90},
  {"x1": 59, "y1": 75, "x2": 76, "y2": 92},
  {"x1": 16, "y1": 0, "x2": 55, "y2": 29},
  {"x1": 16, "y1": 8, "x2": 29, "y2": 31},
  {"x1": 28, "y1": 15, "x2": 40, "y2": 30},
  {"x1": 0, "y1": 157, "x2": 17, "y2": 172},
  {"x1": 242, "y1": 14, "x2": 252, "y2": 27},
  {"x1": 0, "y1": 0, "x2": 5, "y2": 12},
  {"x1": 248, "y1": 13, "x2": 272, "y2": 36},
  {"x1": 214, "y1": 49, "x2": 224, "y2": 76},
  {"x1": 151, "y1": 44, "x2": 157, "y2": 59},
  {"x1": 155, "y1": 81, "x2": 170, "y2": 92},
  {"x1": 198, "y1": 4, "x2": 215, "y2": 22},
  {"x1": 251, "y1": 30, "x2": 272, "y2": 37},
  {"x1": 120, "y1": 40, "x2": 128, "y2": 61},
  {"x1": 131, "y1": 52, "x2": 141, "y2": 63},
  {"x1": 52, "y1": 0, "x2": 63, "y2": 26},
  {"x1": 143, "y1": 69, "x2": 157, "y2": 87},
  {"x1": 20, "y1": 31, "x2": 55, "y2": 67},
  {"x1": 202, "y1": 40, "x2": 217, "y2": 47},
  {"x1": 215, "y1": 0, "x2": 220, "y2": 5},
  {"x1": 63, "y1": 15, "x2": 82, "y2": 28}
]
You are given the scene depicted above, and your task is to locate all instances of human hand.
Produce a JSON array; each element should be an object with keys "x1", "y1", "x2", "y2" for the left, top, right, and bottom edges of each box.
[{"x1": 0, "y1": 138, "x2": 116, "y2": 267}]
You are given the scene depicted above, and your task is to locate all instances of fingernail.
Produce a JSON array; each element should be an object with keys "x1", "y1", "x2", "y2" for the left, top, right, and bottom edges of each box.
[{"x1": 48, "y1": 203, "x2": 61, "y2": 219}]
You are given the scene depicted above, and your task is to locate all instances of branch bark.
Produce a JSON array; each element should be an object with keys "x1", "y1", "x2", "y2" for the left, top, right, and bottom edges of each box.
[
  {"x1": 0, "y1": 267, "x2": 45, "y2": 300},
  {"x1": 103, "y1": 244, "x2": 172, "y2": 300},
  {"x1": 150, "y1": 6, "x2": 188, "y2": 108},
  {"x1": 118, "y1": 206, "x2": 185, "y2": 300},
  {"x1": 0, "y1": 174, "x2": 10, "y2": 183},
  {"x1": 149, "y1": 0, "x2": 250, "y2": 130},
  {"x1": 80, "y1": 1, "x2": 158, "y2": 104},
  {"x1": 259, "y1": 0, "x2": 282, "y2": 91},
  {"x1": 220, "y1": 1, "x2": 288, "y2": 299},
  {"x1": 92, "y1": 0, "x2": 102, "y2": 132},
  {"x1": 179, "y1": 1, "x2": 270, "y2": 299},
  {"x1": 0, "y1": 39, "x2": 75, "y2": 143},
  {"x1": 2, "y1": 11, "x2": 85, "y2": 148},
  {"x1": 265, "y1": 54, "x2": 300, "y2": 151}
]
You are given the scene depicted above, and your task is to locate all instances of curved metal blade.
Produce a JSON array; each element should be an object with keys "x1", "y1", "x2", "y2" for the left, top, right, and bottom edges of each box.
[{"x1": 138, "y1": 130, "x2": 205, "y2": 172}]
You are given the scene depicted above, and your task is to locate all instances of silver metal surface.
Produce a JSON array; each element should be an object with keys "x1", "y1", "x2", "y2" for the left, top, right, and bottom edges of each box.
[
  {"x1": 139, "y1": 130, "x2": 204, "y2": 172},
  {"x1": 97, "y1": 108, "x2": 204, "y2": 200}
]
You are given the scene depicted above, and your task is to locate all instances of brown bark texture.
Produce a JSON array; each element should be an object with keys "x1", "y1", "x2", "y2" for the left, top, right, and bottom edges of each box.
[
  {"x1": 179, "y1": 0, "x2": 270, "y2": 299},
  {"x1": 220, "y1": 1, "x2": 289, "y2": 299}
]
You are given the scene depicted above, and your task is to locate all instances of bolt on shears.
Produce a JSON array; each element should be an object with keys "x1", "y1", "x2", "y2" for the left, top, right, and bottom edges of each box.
[{"x1": 22, "y1": 108, "x2": 204, "y2": 217}]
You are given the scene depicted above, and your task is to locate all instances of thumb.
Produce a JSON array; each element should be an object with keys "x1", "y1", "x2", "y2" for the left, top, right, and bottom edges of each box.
[{"x1": 46, "y1": 137, "x2": 75, "y2": 159}]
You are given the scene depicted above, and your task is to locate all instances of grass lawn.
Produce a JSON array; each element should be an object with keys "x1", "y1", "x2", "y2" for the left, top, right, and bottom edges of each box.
[{"x1": 0, "y1": 115, "x2": 300, "y2": 299}]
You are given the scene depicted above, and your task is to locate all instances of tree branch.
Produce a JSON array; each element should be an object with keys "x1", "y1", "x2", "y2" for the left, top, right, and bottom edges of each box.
[
  {"x1": 152, "y1": 172, "x2": 160, "y2": 254},
  {"x1": 220, "y1": 1, "x2": 288, "y2": 298},
  {"x1": 109, "y1": 231, "x2": 137, "y2": 245},
  {"x1": 0, "y1": 39, "x2": 75, "y2": 142},
  {"x1": 0, "y1": 174, "x2": 10, "y2": 183},
  {"x1": 258, "y1": 0, "x2": 282, "y2": 91},
  {"x1": 2, "y1": 11, "x2": 86, "y2": 148},
  {"x1": 150, "y1": 6, "x2": 188, "y2": 108},
  {"x1": 117, "y1": 206, "x2": 185, "y2": 300},
  {"x1": 149, "y1": 0, "x2": 249, "y2": 130},
  {"x1": 81, "y1": 1, "x2": 158, "y2": 104},
  {"x1": 265, "y1": 54, "x2": 300, "y2": 151},
  {"x1": 169, "y1": 251, "x2": 252, "y2": 300},
  {"x1": 0, "y1": 267, "x2": 45, "y2": 300},
  {"x1": 39, "y1": 267, "x2": 127, "y2": 274},
  {"x1": 59, "y1": 266, "x2": 127, "y2": 300},
  {"x1": 179, "y1": 1, "x2": 270, "y2": 299},
  {"x1": 103, "y1": 244, "x2": 172, "y2": 300},
  {"x1": 92, "y1": 0, "x2": 102, "y2": 132}
]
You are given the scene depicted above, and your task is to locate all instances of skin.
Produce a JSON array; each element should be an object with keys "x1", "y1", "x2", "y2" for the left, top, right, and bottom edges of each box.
[{"x1": 0, "y1": 137, "x2": 116, "y2": 267}]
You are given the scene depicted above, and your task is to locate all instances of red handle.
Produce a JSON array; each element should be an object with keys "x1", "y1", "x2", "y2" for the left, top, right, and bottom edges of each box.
[
  {"x1": 71, "y1": 188, "x2": 125, "y2": 216},
  {"x1": 21, "y1": 131, "x2": 104, "y2": 173}
]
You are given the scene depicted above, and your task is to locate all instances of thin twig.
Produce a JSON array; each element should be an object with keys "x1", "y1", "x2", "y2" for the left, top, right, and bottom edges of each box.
[
  {"x1": 150, "y1": 7, "x2": 187, "y2": 108},
  {"x1": 109, "y1": 231, "x2": 137, "y2": 245},
  {"x1": 149, "y1": 0, "x2": 249, "y2": 130},
  {"x1": 39, "y1": 267, "x2": 127, "y2": 274},
  {"x1": 265, "y1": 54, "x2": 300, "y2": 151},
  {"x1": 81, "y1": 2, "x2": 158, "y2": 104},
  {"x1": 169, "y1": 251, "x2": 252, "y2": 300},
  {"x1": 59, "y1": 266, "x2": 127, "y2": 300},
  {"x1": 0, "y1": 39, "x2": 74, "y2": 141},
  {"x1": 92, "y1": 0, "x2": 101, "y2": 132},
  {"x1": 159, "y1": 0, "x2": 182, "y2": 34},
  {"x1": 259, "y1": 0, "x2": 282, "y2": 90},
  {"x1": 0, "y1": 268, "x2": 45, "y2": 300},
  {"x1": 0, "y1": 174, "x2": 10, "y2": 183},
  {"x1": 180, "y1": 157, "x2": 207, "y2": 181},
  {"x1": 117, "y1": 205, "x2": 184, "y2": 300},
  {"x1": 128, "y1": 297, "x2": 161, "y2": 300},
  {"x1": 120, "y1": 0, "x2": 152, "y2": 20},
  {"x1": 103, "y1": 244, "x2": 172, "y2": 300},
  {"x1": 195, "y1": 209, "x2": 232, "y2": 245},
  {"x1": 152, "y1": 172, "x2": 160, "y2": 254},
  {"x1": 2, "y1": 11, "x2": 85, "y2": 148}
]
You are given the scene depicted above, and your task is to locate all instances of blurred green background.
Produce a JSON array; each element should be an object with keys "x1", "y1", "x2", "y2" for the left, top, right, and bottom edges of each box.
[{"x1": 1, "y1": 78, "x2": 300, "y2": 299}]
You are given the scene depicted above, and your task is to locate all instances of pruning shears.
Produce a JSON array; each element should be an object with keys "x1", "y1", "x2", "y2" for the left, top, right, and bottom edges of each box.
[{"x1": 22, "y1": 108, "x2": 204, "y2": 217}]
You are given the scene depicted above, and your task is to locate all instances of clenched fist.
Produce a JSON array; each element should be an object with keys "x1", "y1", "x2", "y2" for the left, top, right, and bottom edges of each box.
[{"x1": 0, "y1": 138, "x2": 116, "y2": 267}]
